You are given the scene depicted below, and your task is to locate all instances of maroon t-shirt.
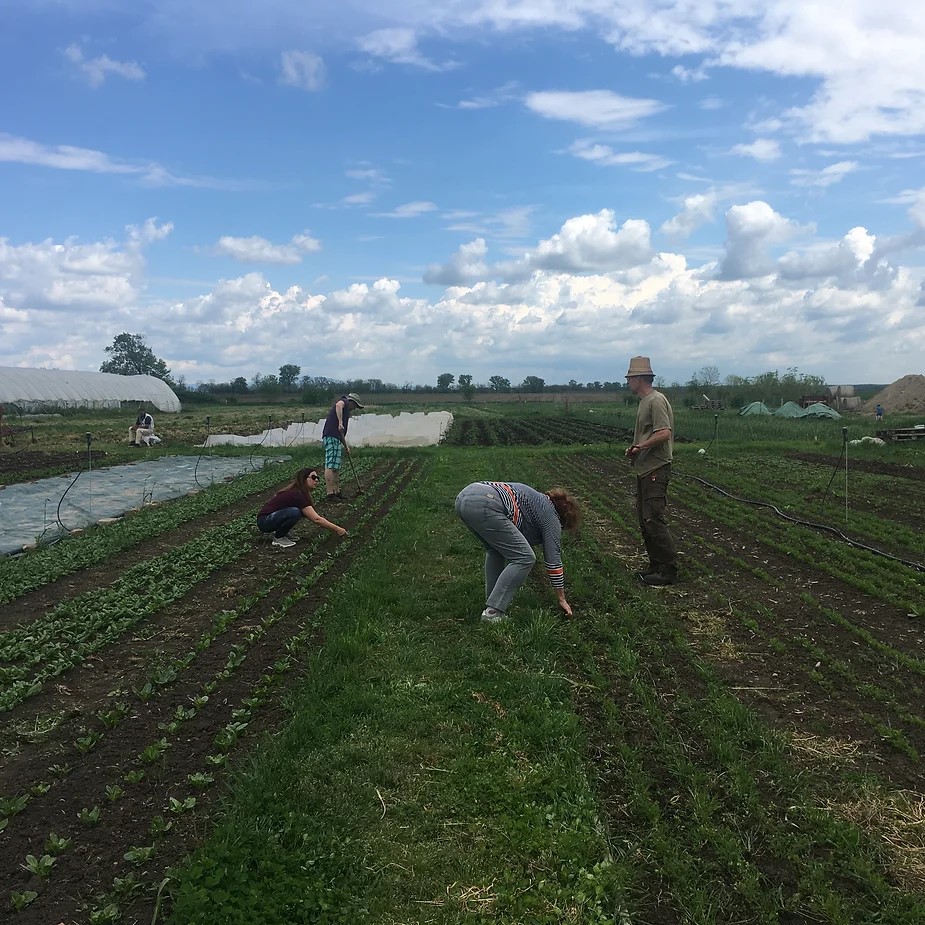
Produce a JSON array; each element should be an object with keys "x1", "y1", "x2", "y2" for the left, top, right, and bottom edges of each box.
[{"x1": 258, "y1": 487, "x2": 312, "y2": 516}]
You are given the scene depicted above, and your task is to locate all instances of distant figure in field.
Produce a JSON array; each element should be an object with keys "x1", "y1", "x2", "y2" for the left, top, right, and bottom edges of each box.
[
  {"x1": 129, "y1": 406, "x2": 155, "y2": 446},
  {"x1": 624, "y1": 356, "x2": 679, "y2": 586},
  {"x1": 875, "y1": 403, "x2": 884, "y2": 422},
  {"x1": 321, "y1": 392, "x2": 364, "y2": 502},
  {"x1": 455, "y1": 480, "x2": 580, "y2": 623},
  {"x1": 256, "y1": 466, "x2": 347, "y2": 549}
]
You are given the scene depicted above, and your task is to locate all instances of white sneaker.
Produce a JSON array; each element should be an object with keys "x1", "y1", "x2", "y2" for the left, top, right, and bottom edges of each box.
[
  {"x1": 480, "y1": 607, "x2": 506, "y2": 623},
  {"x1": 272, "y1": 536, "x2": 296, "y2": 548}
]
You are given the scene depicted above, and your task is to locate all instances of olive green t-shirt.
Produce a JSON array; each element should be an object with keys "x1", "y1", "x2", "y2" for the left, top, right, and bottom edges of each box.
[{"x1": 633, "y1": 390, "x2": 674, "y2": 476}]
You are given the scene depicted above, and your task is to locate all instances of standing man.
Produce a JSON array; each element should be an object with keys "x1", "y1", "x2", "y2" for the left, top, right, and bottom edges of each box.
[
  {"x1": 321, "y1": 392, "x2": 364, "y2": 502},
  {"x1": 624, "y1": 356, "x2": 678, "y2": 586},
  {"x1": 875, "y1": 403, "x2": 884, "y2": 423}
]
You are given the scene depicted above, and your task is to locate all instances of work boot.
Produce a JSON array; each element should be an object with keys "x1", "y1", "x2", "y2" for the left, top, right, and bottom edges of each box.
[
  {"x1": 638, "y1": 569, "x2": 678, "y2": 587},
  {"x1": 325, "y1": 493, "x2": 343, "y2": 504}
]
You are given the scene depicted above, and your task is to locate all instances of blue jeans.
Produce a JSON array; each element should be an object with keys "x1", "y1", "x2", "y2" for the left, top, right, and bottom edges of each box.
[
  {"x1": 455, "y1": 484, "x2": 535, "y2": 614},
  {"x1": 256, "y1": 507, "x2": 301, "y2": 538}
]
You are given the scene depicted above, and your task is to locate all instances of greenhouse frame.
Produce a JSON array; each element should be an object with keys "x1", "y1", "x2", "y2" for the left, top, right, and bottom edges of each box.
[{"x1": 0, "y1": 366, "x2": 181, "y2": 413}]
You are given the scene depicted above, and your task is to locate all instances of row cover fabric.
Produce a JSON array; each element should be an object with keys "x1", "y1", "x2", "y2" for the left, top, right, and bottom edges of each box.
[
  {"x1": 0, "y1": 366, "x2": 181, "y2": 413},
  {"x1": 739, "y1": 400, "x2": 842, "y2": 420}
]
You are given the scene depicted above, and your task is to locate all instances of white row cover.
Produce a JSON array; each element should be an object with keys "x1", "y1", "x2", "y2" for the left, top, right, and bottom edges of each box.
[
  {"x1": 204, "y1": 411, "x2": 453, "y2": 448},
  {"x1": 0, "y1": 366, "x2": 181, "y2": 413}
]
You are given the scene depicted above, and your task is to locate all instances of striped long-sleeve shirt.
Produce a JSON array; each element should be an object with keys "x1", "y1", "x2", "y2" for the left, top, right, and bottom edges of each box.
[{"x1": 481, "y1": 481, "x2": 565, "y2": 589}]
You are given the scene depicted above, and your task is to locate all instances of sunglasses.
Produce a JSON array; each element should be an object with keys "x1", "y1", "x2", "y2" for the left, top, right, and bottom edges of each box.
[{"x1": 308, "y1": 473, "x2": 320, "y2": 481}]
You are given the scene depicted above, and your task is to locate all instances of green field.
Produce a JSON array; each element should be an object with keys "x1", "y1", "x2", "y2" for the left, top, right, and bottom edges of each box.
[{"x1": 1, "y1": 404, "x2": 923, "y2": 924}]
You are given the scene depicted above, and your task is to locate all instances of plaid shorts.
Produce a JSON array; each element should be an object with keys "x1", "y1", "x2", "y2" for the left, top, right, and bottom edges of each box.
[{"x1": 322, "y1": 436, "x2": 343, "y2": 470}]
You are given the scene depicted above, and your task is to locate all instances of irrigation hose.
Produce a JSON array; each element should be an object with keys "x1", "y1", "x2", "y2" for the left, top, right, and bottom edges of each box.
[
  {"x1": 249, "y1": 415, "x2": 273, "y2": 472},
  {"x1": 193, "y1": 415, "x2": 213, "y2": 490},
  {"x1": 685, "y1": 472, "x2": 925, "y2": 573}
]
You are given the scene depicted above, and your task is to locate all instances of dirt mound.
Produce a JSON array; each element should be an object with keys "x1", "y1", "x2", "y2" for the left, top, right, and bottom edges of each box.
[{"x1": 863, "y1": 374, "x2": 925, "y2": 414}]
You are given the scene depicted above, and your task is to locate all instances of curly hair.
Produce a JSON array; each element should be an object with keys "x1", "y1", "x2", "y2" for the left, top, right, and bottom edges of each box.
[{"x1": 547, "y1": 488, "x2": 581, "y2": 530}]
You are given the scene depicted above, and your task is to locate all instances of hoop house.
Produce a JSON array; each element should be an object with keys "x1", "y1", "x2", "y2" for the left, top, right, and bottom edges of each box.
[{"x1": 0, "y1": 366, "x2": 181, "y2": 413}]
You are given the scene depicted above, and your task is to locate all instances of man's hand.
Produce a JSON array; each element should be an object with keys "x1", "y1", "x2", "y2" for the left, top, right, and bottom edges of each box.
[{"x1": 558, "y1": 597, "x2": 573, "y2": 617}]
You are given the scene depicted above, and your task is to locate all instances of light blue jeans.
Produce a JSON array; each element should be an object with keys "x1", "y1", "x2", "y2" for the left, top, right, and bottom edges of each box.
[{"x1": 455, "y1": 484, "x2": 535, "y2": 614}]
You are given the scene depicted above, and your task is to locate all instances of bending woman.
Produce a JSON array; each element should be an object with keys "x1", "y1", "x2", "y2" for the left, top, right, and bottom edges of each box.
[
  {"x1": 455, "y1": 481, "x2": 580, "y2": 622},
  {"x1": 257, "y1": 467, "x2": 348, "y2": 548}
]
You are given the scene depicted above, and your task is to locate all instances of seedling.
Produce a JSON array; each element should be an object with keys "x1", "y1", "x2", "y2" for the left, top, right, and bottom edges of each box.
[
  {"x1": 123, "y1": 845, "x2": 154, "y2": 866},
  {"x1": 10, "y1": 891, "x2": 38, "y2": 911},
  {"x1": 139, "y1": 738, "x2": 169, "y2": 764},
  {"x1": 22, "y1": 854, "x2": 55, "y2": 878},
  {"x1": 75, "y1": 731, "x2": 103, "y2": 753},
  {"x1": 167, "y1": 796, "x2": 196, "y2": 814},
  {"x1": 149, "y1": 815, "x2": 173, "y2": 836},
  {"x1": 105, "y1": 785, "x2": 124, "y2": 802},
  {"x1": 77, "y1": 805, "x2": 102, "y2": 826},
  {"x1": 187, "y1": 772, "x2": 214, "y2": 788},
  {"x1": 45, "y1": 832, "x2": 73, "y2": 854},
  {"x1": 0, "y1": 794, "x2": 30, "y2": 818},
  {"x1": 124, "y1": 770, "x2": 146, "y2": 785},
  {"x1": 30, "y1": 781, "x2": 51, "y2": 796},
  {"x1": 112, "y1": 873, "x2": 143, "y2": 898},
  {"x1": 88, "y1": 902, "x2": 120, "y2": 923}
]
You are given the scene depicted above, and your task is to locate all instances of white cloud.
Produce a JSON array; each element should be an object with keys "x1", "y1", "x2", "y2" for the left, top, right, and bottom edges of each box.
[
  {"x1": 63, "y1": 43, "x2": 145, "y2": 87},
  {"x1": 789, "y1": 161, "x2": 858, "y2": 188},
  {"x1": 718, "y1": 201, "x2": 808, "y2": 280},
  {"x1": 568, "y1": 140, "x2": 672, "y2": 172},
  {"x1": 778, "y1": 226, "x2": 876, "y2": 282},
  {"x1": 670, "y1": 64, "x2": 708, "y2": 83},
  {"x1": 525, "y1": 90, "x2": 667, "y2": 129},
  {"x1": 0, "y1": 134, "x2": 224, "y2": 188},
  {"x1": 213, "y1": 232, "x2": 321, "y2": 264},
  {"x1": 498, "y1": 209, "x2": 654, "y2": 278},
  {"x1": 660, "y1": 193, "x2": 717, "y2": 239},
  {"x1": 279, "y1": 50, "x2": 325, "y2": 91},
  {"x1": 730, "y1": 139, "x2": 781, "y2": 162},
  {"x1": 371, "y1": 201, "x2": 438, "y2": 219},
  {"x1": 423, "y1": 239, "x2": 489, "y2": 285},
  {"x1": 357, "y1": 28, "x2": 454, "y2": 71},
  {"x1": 127, "y1": 218, "x2": 174, "y2": 247}
]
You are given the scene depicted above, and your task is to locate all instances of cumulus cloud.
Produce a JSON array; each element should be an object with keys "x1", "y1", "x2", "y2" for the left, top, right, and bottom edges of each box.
[
  {"x1": 525, "y1": 90, "x2": 667, "y2": 129},
  {"x1": 213, "y1": 232, "x2": 321, "y2": 264},
  {"x1": 660, "y1": 193, "x2": 717, "y2": 239},
  {"x1": 497, "y1": 209, "x2": 654, "y2": 279},
  {"x1": 777, "y1": 226, "x2": 876, "y2": 282},
  {"x1": 63, "y1": 43, "x2": 145, "y2": 87},
  {"x1": 279, "y1": 50, "x2": 325, "y2": 91},
  {"x1": 423, "y1": 239, "x2": 489, "y2": 285},
  {"x1": 718, "y1": 201, "x2": 807, "y2": 280},
  {"x1": 127, "y1": 218, "x2": 174, "y2": 247}
]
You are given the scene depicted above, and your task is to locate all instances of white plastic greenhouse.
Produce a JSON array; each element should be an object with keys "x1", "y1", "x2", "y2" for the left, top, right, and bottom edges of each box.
[{"x1": 0, "y1": 366, "x2": 181, "y2": 413}]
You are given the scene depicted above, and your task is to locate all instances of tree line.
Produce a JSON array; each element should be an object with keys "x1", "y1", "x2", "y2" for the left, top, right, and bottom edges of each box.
[{"x1": 99, "y1": 333, "x2": 831, "y2": 407}]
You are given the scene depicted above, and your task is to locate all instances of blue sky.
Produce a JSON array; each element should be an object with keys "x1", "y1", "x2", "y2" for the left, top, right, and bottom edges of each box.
[{"x1": 1, "y1": 0, "x2": 924, "y2": 389}]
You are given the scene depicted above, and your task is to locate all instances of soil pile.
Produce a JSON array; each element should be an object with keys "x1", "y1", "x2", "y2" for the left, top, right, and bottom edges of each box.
[{"x1": 863, "y1": 374, "x2": 925, "y2": 414}]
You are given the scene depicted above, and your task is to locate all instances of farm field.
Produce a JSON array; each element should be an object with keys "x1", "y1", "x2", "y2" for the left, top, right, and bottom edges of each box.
[{"x1": 0, "y1": 407, "x2": 923, "y2": 924}]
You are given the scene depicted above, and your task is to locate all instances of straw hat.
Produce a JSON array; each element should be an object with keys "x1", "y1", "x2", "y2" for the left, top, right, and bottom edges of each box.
[{"x1": 625, "y1": 356, "x2": 654, "y2": 378}]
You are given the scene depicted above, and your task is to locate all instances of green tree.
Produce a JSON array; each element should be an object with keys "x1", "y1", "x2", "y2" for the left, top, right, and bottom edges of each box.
[
  {"x1": 100, "y1": 333, "x2": 171, "y2": 381},
  {"x1": 231, "y1": 377, "x2": 250, "y2": 393},
  {"x1": 437, "y1": 373, "x2": 455, "y2": 391},
  {"x1": 520, "y1": 375, "x2": 545, "y2": 393},
  {"x1": 279, "y1": 364, "x2": 301, "y2": 391},
  {"x1": 458, "y1": 374, "x2": 475, "y2": 401},
  {"x1": 488, "y1": 375, "x2": 511, "y2": 392}
]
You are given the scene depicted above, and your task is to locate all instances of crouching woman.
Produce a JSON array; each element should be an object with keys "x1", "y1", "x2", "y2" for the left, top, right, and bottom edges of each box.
[
  {"x1": 257, "y1": 467, "x2": 347, "y2": 548},
  {"x1": 455, "y1": 481, "x2": 580, "y2": 622}
]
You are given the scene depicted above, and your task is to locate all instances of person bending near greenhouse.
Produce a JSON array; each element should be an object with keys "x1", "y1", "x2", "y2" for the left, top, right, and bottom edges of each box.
[
  {"x1": 256, "y1": 467, "x2": 347, "y2": 548},
  {"x1": 455, "y1": 480, "x2": 580, "y2": 622},
  {"x1": 321, "y1": 392, "x2": 364, "y2": 502},
  {"x1": 129, "y1": 405, "x2": 154, "y2": 446},
  {"x1": 624, "y1": 355, "x2": 679, "y2": 586}
]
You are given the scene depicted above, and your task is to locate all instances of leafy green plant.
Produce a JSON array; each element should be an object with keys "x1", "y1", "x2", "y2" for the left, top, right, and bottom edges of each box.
[
  {"x1": 22, "y1": 854, "x2": 55, "y2": 878},
  {"x1": 10, "y1": 890, "x2": 38, "y2": 911},
  {"x1": 123, "y1": 845, "x2": 154, "y2": 866},
  {"x1": 77, "y1": 805, "x2": 102, "y2": 826},
  {"x1": 168, "y1": 796, "x2": 197, "y2": 814},
  {"x1": 105, "y1": 785, "x2": 124, "y2": 802},
  {"x1": 45, "y1": 832, "x2": 73, "y2": 854}
]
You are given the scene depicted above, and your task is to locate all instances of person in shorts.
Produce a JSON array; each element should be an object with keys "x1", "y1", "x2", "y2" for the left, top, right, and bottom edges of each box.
[{"x1": 321, "y1": 393, "x2": 363, "y2": 502}]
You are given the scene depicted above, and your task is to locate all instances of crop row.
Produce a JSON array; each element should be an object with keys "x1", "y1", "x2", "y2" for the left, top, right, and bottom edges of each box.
[{"x1": 2, "y1": 459, "x2": 419, "y2": 922}]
